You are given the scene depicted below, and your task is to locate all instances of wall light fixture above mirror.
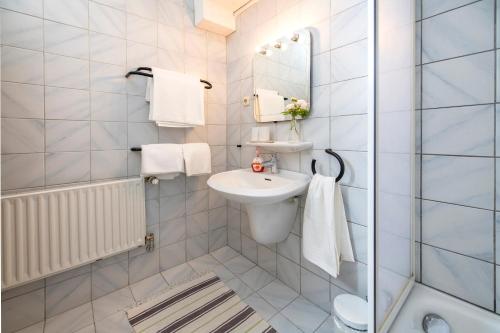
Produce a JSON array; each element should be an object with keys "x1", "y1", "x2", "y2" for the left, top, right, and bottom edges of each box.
[{"x1": 252, "y1": 29, "x2": 311, "y2": 123}]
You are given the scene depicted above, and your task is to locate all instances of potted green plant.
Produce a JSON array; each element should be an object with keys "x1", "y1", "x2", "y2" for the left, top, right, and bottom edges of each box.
[{"x1": 281, "y1": 97, "x2": 310, "y2": 142}]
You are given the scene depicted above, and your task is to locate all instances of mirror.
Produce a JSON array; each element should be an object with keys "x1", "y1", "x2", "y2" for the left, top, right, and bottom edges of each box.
[{"x1": 253, "y1": 29, "x2": 311, "y2": 122}]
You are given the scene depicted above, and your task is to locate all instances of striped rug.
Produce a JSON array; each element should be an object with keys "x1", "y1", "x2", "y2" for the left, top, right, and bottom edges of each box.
[{"x1": 126, "y1": 272, "x2": 276, "y2": 333}]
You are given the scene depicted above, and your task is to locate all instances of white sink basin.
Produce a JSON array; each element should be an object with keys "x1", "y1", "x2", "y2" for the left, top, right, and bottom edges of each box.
[
  {"x1": 208, "y1": 169, "x2": 310, "y2": 244},
  {"x1": 207, "y1": 169, "x2": 310, "y2": 205}
]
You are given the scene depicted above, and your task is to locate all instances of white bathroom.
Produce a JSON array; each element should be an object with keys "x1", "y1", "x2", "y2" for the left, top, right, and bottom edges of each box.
[{"x1": 0, "y1": 0, "x2": 499, "y2": 332}]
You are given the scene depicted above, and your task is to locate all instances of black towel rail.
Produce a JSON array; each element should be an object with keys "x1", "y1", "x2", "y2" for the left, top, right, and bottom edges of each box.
[
  {"x1": 125, "y1": 67, "x2": 212, "y2": 89},
  {"x1": 311, "y1": 149, "x2": 345, "y2": 182}
]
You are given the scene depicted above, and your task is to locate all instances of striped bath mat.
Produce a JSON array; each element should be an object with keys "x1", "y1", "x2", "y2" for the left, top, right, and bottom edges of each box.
[{"x1": 126, "y1": 272, "x2": 276, "y2": 333}]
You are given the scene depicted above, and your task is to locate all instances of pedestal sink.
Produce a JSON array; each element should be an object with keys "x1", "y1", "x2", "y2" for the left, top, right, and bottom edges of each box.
[{"x1": 207, "y1": 169, "x2": 310, "y2": 244}]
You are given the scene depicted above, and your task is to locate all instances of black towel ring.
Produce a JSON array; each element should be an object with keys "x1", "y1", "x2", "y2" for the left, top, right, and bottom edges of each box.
[{"x1": 311, "y1": 149, "x2": 345, "y2": 182}]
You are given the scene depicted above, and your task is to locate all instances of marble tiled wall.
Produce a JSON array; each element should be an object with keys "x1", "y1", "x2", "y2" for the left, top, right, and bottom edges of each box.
[
  {"x1": 225, "y1": 0, "x2": 368, "y2": 313},
  {"x1": 0, "y1": 0, "x2": 228, "y2": 331},
  {"x1": 415, "y1": 0, "x2": 500, "y2": 313}
]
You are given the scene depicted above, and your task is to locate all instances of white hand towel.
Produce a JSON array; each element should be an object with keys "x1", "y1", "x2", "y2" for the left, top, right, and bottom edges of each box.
[
  {"x1": 302, "y1": 174, "x2": 354, "y2": 278},
  {"x1": 254, "y1": 89, "x2": 285, "y2": 122},
  {"x1": 141, "y1": 144, "x2": 184, "y2": 179},
  {"x1": 147, "y1": 67, "x2": 204, "y2": 127},
  {"x1": 182, "y1": 143, "x2": 211, "y2": 176}
]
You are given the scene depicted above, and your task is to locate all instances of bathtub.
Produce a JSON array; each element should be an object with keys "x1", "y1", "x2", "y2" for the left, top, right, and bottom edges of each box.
[{"x1": 389, "y1": 283, "x2": 500, "y2": 332}]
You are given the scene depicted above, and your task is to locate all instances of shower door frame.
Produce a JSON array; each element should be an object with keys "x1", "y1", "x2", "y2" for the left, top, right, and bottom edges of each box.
[{"x1": 368, "y1": 0, "x2": 417, "y2": 332}]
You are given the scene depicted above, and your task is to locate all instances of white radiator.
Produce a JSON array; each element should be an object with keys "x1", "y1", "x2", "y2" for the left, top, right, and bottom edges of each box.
[{"x1": 1, "y1": 178, "x2": 146, "y2": 290}]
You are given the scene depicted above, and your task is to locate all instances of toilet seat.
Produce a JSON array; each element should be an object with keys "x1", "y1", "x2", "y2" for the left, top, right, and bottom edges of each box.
[{"x1": 333, "y1": 294, "x2": 368, "y2": 331}]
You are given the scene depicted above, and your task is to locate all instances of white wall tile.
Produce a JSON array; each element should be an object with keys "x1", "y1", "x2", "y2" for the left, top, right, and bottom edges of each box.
[
  {"x1": 44, "y1": 21, "x2": 89, "y2": 59},
  {"x1": 0, "y1": 0, "x2": 43, "y2": 17},
  {"x1": 422, "y1": 244, "x2": 494, "y2": 309},
  {"x1": 1, "y1": 153, "x2": 45, "y2": 190},
  {"x1": 422, "y1": 200, "x2": 494, "y2": 262},
  {"x1": 330, "y1": 1, "x2": 367, "y2": 49},
  {"x1": 44, "y1": 0, "x2": 88, "y2": 28},
  {"x1": 45, "y1": 152, "x2": 90, "y2": 185},
  {"x1": 330, "y1": 77, "x2": 367, "y2": 116},
  {"x1": 1, "y1": 46, "x2": 44, "y2": 84},
  {"x1": 1, "y1": 82, "x2": 43, "y2": 119},
  {"x1": 330, "y1": 114, "x2": 367, "y2": 151},
  {"x1": 90, "y1": 62, "x2": 126, "y2": 93},
  {"x1": 91, "y1": 150, "x2": 127, "y2": 180},
  {"x1": 91, "y1": 121, "x2": 127, "y2": 150},
  {"x1": 90, "y1": 32, "x2": 126, "y2": 66},
  {"x1": 422, "y1": 155, "x2": 494, "y2": 209},
  {"x1": 331, "y1": 39, "x2": 367, "y2": 82},
  {"x1": 1, "y1": 9, "x2": 43, "y2": 51},
  {"x1": 422, "y1": 0, "x2": 478, "y2": 19},
  {"x1": 45, "y1": 53, "x2": 89, "y2": 89},
  {"x1": 422, "y1": 52, "x2": 495, "y2": 109},
  {"x1": 46, "y1": 120, "x2": 90, "y2": 152},
  {"x1": 127, "y1": 14, "x2": 157, "y2": 46},
  {"x1": 160, "y1": 241, "x2": 186, "y2": 270},
  {"x1": 300, "y1": 268, "x2": 330, "y2": 312},
  {"x1": 46, "y1": 87, "x2": 90, "y2": 120},
  {"x1": 422, "y1": 105, "x2": 494, "y2": 156},
  {"x1": 45, "y1": 273, "x2": 91, "y2": 317},
  {"x1": 1, "y1": 118, "x2": 44, "y2": 153},
  {"x1": 89, "y1": 1, "x2": 126, "y2": 37},
  {"x1": 1, "y1": 289, "x2": 44, "y2": 333},
  {"x1": 91, "y1": 91, "x2": 127, "y2": 121},
  {"x1": 422, "y1": 0, "x2": 494, "y2": 63}
]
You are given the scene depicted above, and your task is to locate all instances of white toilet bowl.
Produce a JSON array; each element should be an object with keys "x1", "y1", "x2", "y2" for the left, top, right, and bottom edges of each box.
[{"x1": 332, "y1": 294, "x2": 368, "y2": 332}]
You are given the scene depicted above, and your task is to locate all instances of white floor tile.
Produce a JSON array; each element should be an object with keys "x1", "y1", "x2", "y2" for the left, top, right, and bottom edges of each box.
[
  {"x1": 258, "y1": 280, "x2": 299, "y2": 310},
  {"x1": 130, "y1": 273, "x2": 169, "y2": 302},
  {"x1": 12, "y1": 322, "x2": 44, "y2": 333},
  {"x1": 244, "y1": 293, "x2": 278, "y2": 321},
  {"x1": 225, "y1": 278, "x2": 254, "y2": 300},
  {"x1": 161, "y1": 263, "x2": 198, "y2": 285},
  {"x1": 92, "y1": 287, "x2": 135, "y2": 321},
  {"x1": 94, "y1": 311, "x2": 133, "y2": 333},
  {"x1": 315, "y1": 316, "x2": 345, "y2": 333},
  {"x1": 281, "y1": 296, "x2": 329, "y2": 333},
  {"x1": 269, "y1": 313, "x2": 303, "y2": 333},
  {"x1": 224, "y1": 255, "x2": 256, "y2": 274},
  {"x1": 240, "y1": 266, "x2": 275, "y2": 291},
  {"x1": 188, "y1": 254, "x2": 220, "y2": 273},
  {"x1": 211, "y1": 246, "x2": 239, "y2": 262},
  {"x1": 44, "y1": 302, "x2": 93, "y2": 333},
  {"x1": 75, "y1": 324, "x2": 95, "y2": 333}
]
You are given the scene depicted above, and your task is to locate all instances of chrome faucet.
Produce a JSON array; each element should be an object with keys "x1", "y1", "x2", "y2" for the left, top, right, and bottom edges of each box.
[{"x1": 262, "y1": 153, "x2": 278, "y2": 174}]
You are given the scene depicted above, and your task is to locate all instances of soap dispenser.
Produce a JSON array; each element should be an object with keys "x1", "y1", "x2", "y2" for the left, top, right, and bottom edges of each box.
[{"x1": 251, "y1": 149, "x2": 264, "y2": 172}]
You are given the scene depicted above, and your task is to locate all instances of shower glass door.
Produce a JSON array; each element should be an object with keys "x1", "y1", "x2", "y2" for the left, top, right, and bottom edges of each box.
[{"x1": 368, "y1": 0, "x2": 416, "y2": 331}]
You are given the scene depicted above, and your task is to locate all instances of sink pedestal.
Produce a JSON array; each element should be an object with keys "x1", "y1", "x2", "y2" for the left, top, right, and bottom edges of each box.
[{"x1": 245, "y1": 197, "x2": 299, "y2": 244}]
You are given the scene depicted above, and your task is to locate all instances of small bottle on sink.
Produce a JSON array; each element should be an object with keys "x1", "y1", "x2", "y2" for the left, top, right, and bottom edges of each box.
[{"x1": 251, "y1": 150, "x2": 264, "y2": 172}]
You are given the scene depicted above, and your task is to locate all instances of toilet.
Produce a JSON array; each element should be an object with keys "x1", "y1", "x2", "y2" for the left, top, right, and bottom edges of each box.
[{"x1": 332, "y1": 294, "x2": 368, "y2": 332}]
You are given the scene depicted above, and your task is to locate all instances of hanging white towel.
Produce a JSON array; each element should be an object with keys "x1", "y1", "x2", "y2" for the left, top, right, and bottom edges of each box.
[
  {"x1": 140, "y1": 144, "x2": 184, "y2": 180},
  {"x1": 182, "y1": 143, "x2": 211, "y2": 176},
  {"x1": 302, "y1": 174, "x2": 354, "y2": 278},
  {"x1": 147, "y1": 68, "x2": 204, "y2": 127},
  {"x1": 254, "y1": 89, "x2": 285, "y2": 122}
]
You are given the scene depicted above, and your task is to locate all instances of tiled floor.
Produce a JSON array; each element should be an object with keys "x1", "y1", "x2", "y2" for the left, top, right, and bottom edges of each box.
[{"x1": 15, "y1": 247, "x2": 337, "y2": 333}]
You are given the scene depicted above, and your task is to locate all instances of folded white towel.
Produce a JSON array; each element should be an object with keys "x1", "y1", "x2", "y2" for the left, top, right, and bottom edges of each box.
[
  {"x1": 141, "y1": 144, "x2": 184, "y2": 180},
  {"x1": 254, "y1": 88, "x2": 285, "y2": 122},
  {"x1": 182, "y1": 143, "x2": 211, "y2": 176},
  {"x1": 302, "y1": 174, "x2": 354, "y2": 278},
  {"x1": 147, "y1": 68, "x2": 204, "y2": 127}
]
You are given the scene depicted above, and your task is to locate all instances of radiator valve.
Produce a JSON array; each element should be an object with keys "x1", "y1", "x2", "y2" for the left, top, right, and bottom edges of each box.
[{"x1": 145, "y1": 233, "x2": 155, "y2": 252}]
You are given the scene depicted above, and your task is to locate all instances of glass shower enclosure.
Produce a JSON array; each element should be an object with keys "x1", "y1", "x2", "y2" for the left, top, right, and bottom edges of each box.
[{"x1": 368, "y1": 0, "x2": 416, "y2": 331}]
